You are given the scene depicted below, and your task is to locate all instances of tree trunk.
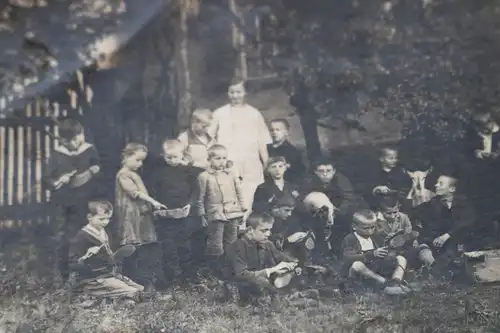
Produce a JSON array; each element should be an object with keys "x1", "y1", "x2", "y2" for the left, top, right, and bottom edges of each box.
[
  {"x1": 298, "y1": 109, "x2": 322, "y2": 163},
  {"x1": 175, "y1": 0, "x2": 192, "y2": 129},
  {"x1": 229, "y1": 0, "x2": 247, "y2": 80}
]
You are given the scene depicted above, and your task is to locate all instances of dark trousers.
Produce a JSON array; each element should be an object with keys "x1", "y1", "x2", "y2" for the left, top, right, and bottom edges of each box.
[
  {"x1": 122, "y1": 242, "x2": 165, "y2": 288},
  {"x1": 155, "y1": 216, "x2": 206, "y2": 281},
  {"x1": 56, "y1": 203, "x2": 88, "y2": 281},
  {"x1": 310, "y1": 214, "x2": 351, "y2": 261}
]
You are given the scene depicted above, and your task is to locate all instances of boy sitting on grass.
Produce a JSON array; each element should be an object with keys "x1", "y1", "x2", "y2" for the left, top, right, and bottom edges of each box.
[
  {"x1": 69, "y1": 201, "x2": 143, "y2": 305},
  {"x1": 226, "y1": 212, "x2": 300, "y2": 307},
  {"x1": 341, "y1": 210, "x2": 410, "y2": 295},
  {"x1": 412, "y1": 174, "x2": 476, "y2": 269}
]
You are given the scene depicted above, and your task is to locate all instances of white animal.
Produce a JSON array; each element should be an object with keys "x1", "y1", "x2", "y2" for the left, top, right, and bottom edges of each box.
[
  {"x1": 302, "y1": 192, "x2": 336, "y2": 225},
  {"x1": 405, "y1": 168, "x2": 435, "y2": 207}
]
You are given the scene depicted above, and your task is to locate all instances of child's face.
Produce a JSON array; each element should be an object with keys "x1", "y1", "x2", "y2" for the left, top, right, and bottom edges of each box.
[
  {"x1": 274, "y1": 206, "x2": 294, "y2": 220},
  {"x1": 267, "y1": 161, "x2": 287, "y2": 180},
  {"x1": 163, "y1": 148, "x2": 184, "y2": 167},
  {"x1": 380, "y1": 150, "x2": 398, "y2": 169},
  {"x1": 61, "y1": 133, "x2": 85, "y2": 151},
  {"x1": 123, "y1": 150, "x2": 147, "y2": 171},
  {"x1": 314, "y1": 164, "x2": 335, "y2": 184},
  {"x1": 249, "y1": 222, "x2": 273, "y2": 243},
  {"x1": 209, "y1": 150, "x2": 228, "y2": 170},
  {"x1": 435, "y1": 176, "x2": 455, "y2": 196},
  {"x1": 191, "y1": 118, "x2": 212, "y2": 136},
  {"x1": 354, "y1": 219, "x2": 376, "y2": 238},
  {"x1": 269, "y1": 122, "x2": 288, "y2": 144},
  {"x1": 228, "y1": 84, "x2": 246, "y2": 105},
  {"x1": 88, "y1": 209, "x2": 111, "y2": 229},
  {"x1": 381, "y1": 205, "x2": 400, "y2": 223}
]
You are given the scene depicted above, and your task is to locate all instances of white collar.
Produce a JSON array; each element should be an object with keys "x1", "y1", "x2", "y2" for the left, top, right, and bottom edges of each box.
[
  {"x1": 82, "y1": 224, "x2": 108, "y2": 244},
  {"x1": 55, "y1": 142, "x2": 93, "y2": 156}
]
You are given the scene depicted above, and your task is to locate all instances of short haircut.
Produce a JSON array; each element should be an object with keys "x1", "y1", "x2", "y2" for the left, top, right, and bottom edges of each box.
[
  {"x1": 247, "y1": 212, "x2": 274, "y2": 229},
  {"x1": 162, "y1": 139, "x2": 185, "y2": 153},
  {"x1": 312, "y1": 156, "x2": 335, "y2": 170},
  {"x1": 121, "y1": 143, "x2": 147, "y2": 162},
  {"x1": 191, "y1": 108, "x2": 213, "y2": 124},
  {"x1": 207, "y1": 144, "x2": 227, "y2": 159},
  {"x1": 266, "y1": 156, "x2": 288, "y2": 169},
  {"x1": 270, "y1": 118, "x2": 290, "y2": 130},
  {"x1": 58, "y1": 119, "x2": 84, "y2": 140},
  {"x1": 353, "y1": 209, "x2": 377, "y2": 225},
  {"x1": 229, "y1": 76, "x2": 246, "y2": 89},
  {"x1": 380, "y1": 146, "x2": 398, "y2": 157},
  {"x1": 378, "y1": 194, "x2": 400, "y2": 210},
  {"x1": 439, "y1": 173, "x2": 458, "y2": 187},
  {"x1": 88, "y1": 200, "x2": 113, "y2": 216}
]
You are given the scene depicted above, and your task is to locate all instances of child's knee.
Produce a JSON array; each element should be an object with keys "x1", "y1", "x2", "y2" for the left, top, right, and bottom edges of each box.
[
  {"x1": 395, "y1": 255, "x2": 407, "y2": 267},
  {"x1": 349, "y1": 261, "x2": 367, "y2": 274}
]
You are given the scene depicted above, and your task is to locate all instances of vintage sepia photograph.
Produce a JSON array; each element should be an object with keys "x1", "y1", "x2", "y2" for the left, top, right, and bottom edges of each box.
[{"x1": 1, "y1": 0, "x2": 500, "y2": 332}]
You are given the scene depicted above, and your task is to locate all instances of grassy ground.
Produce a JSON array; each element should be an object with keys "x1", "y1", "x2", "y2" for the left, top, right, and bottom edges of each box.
[{"x1": 2, "y1": 240, "x2": 500, "y2": 333}]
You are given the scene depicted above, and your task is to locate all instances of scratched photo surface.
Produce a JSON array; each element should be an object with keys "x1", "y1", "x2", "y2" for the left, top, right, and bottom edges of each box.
[{"x1": 1, "y1": 0, "x2": 500, "y2": 332}]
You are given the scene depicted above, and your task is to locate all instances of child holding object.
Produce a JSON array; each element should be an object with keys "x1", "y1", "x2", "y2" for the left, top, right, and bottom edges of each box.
[
  {"x1": 44, "y1": 118, "x2": 101, "y2": 282},
  {"x1": 69, "y1": 201, "x2": 143, "y2": 304},
  {"x1": 341, "y1": 210, "x2": 410, "y2": 295},
  {"x1": 115, "y1": 143, "x2": 168, "y2": 291}
]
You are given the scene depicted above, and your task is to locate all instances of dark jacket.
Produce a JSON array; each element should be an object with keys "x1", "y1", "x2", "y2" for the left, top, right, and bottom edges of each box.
[
  {"x1": 145, "y1": 157, "x2": 203, "y2": 210},
  {"x1": 44, "y1": 143, "x2": 100, "y2": 206},
  {"x1": 227, "y1": 234, "x2": 295, "y2": 282},
  {"x1": 363, "y1": 165, "x2": 411, "y2": 205},
  {"x1": 69, "y1": 225, "x2": 115, "y2": 280},
  {"x1": 412, "y1": 195, "x2": 476, "y2": 245},
  {"x1": 300, "y1": 172, "x2": 364, "y2": 215},
  {"x1": 341, "y1": 232, "x2": 383, "y2": 275},
  {"x1": 267, "y1": 141, "x2": 306, "y2": 183},
  {"x1": 252, "y1": 179, "x2": 299, "y2": 214}
]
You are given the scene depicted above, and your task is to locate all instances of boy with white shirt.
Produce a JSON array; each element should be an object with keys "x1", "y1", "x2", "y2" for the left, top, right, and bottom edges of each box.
[{"x1": 341, "y1": 210, "x2": 409, "y2": 295}]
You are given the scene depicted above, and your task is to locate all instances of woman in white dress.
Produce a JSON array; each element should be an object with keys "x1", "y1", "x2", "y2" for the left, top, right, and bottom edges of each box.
[{"x1": 212, "y1": 80, "x2": 271, "y2": 221}]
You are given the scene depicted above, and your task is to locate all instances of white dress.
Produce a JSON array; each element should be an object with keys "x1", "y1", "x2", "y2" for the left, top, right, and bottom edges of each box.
[{"x1": 212, "y1": 103, "x2": 271, "y2": 208}]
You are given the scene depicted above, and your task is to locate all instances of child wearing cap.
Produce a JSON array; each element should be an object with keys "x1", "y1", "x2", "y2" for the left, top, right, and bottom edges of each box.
[{"x1": 341, "y1": 209, "x2": 410, "y2": 295}]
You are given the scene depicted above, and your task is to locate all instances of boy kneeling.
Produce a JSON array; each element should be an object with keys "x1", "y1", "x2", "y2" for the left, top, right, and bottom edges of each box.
[
  {"x1": 227, "y1": 212, "x2": 300, "y2": 307},
  {"x1": 69, "y1": 201, "x2": 144, "y2": 304},
  {"x1": 341, "y1": 210, "x2": 410, "y2": 295}
]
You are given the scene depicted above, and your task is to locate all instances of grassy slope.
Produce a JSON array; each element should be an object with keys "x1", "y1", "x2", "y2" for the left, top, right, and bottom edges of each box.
[{"x1": 1, "y1": 279, "x2": 500, "y2": 333}]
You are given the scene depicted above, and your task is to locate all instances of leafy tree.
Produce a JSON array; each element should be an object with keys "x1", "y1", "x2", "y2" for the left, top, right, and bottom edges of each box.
[{"x1": 260, "y1": 0, "x2": 500, "y2": 159}]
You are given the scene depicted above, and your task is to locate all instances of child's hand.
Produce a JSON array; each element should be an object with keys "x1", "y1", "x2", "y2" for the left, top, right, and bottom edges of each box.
[
  {"x1": 89, "y1": 165, "x2": 100, "y2": 174},
  {"x1": 384, "y1": 232, "x2": 396, "y2": 243},
  {"x1": 373, "y1": 186, "x2": 391, "y2": 194},
  {"x1": 152, "y1": 201, "x2": 167, "y2": 211},
  {"x1": 374, "y1": 247, "x2": 389, "y2": 258},
  {"x1": 433, "y1": 233, "x2": 451, "y2": 248}
]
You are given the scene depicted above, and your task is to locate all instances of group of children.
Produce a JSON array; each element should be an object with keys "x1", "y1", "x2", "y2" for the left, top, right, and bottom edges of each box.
[{"x1": 44, "y1": 79, "x2": 499, "y2": 306}]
